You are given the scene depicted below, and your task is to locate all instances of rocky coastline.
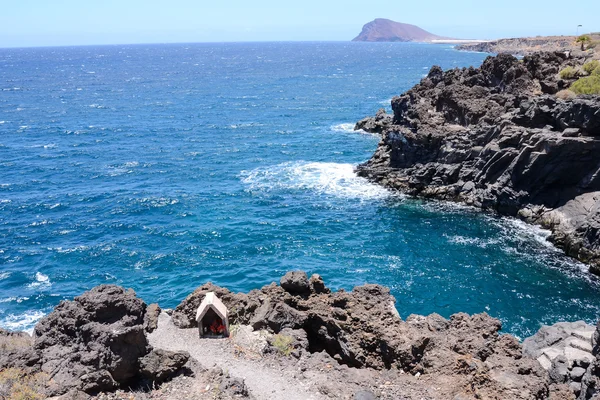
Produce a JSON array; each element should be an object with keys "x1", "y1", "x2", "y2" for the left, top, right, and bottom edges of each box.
[
  {"x1": 1, "y1": 272, "x2": 599, "y2": 399},
  {"x1": 355, "y1": 51, "x2": 600, "y2": 275},
  {"x1": 455, "y1": 36, "x2": 600, "y2": 57}
]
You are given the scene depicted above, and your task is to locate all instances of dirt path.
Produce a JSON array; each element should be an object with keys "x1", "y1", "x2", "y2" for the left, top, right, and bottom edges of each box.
[{"x1": 148, "y1": 312, "x2": 326, "y2": 400}]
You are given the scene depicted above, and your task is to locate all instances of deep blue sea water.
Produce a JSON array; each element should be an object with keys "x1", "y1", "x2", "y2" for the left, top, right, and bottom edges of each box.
[{"x1": 1, "y1": 42, "x2": 599, "y2": 339}]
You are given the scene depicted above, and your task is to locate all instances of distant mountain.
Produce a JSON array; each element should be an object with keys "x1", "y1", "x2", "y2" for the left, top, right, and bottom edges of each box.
[{"x1": 352, "y1": 18, "x2": 451, "y2": 42}]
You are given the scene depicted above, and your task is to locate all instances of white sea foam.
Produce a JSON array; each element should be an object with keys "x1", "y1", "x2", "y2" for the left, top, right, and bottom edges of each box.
[
  {"x1": 379, "y1": 98, "x2": 393, "y2": 105},
  {"x1": 27, "y1": 272, "x2": 51, "y2": 289},
  {"x1": 0, "y1": 311, "x2": 45, "y2": 332},
  {"x1": 446, "y1": 235, "x2": 500, "y2": 248},
  {"x1": 330, "y1": 123, "x2": 376, "y2": 136},
  {"x1": 330, "y1": 123, "x2": 357, "y2": 133},
  {"x1": 0, "y1": 272, "x2": 10, "y2": 280},
  {"x1": 0, "y1": 296, "x2": 29, "y2": 304},
  {"x1": 241, "y1": 161, "x2": 392, "y2": 200},
  {"x1": 29, "y1": 220, "x2": 50, "y2": 227}
]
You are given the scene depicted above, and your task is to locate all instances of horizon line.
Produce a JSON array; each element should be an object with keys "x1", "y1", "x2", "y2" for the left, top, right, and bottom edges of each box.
[{"x1": 0, "y1": 39, "x2": 471, "y2": 51}]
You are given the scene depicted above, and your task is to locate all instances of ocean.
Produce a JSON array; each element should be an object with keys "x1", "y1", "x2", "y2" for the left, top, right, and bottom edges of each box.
[{"x1": 1, "y1": 42, "x2": 599, "y2": 338}]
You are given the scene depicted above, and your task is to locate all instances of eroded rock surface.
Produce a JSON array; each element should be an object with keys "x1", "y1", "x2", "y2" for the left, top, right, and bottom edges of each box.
[
  {"x1": 356, "y1": 52, "x2": 600, "y2": 273},
  {"x1": 174, "y1": 272, "x2": 549, "y2": 399},
  {"x1": 1, "y1": 285, "x2": 191, "y2": 396},
  {"x1": 524, "y1": 321, "x2": 596, "y2": 398}
]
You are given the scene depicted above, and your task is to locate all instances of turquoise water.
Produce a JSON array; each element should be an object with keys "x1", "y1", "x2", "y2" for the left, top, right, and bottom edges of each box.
[{"x1": 0, "y1": 42, "x2": 599, "y2": 338}]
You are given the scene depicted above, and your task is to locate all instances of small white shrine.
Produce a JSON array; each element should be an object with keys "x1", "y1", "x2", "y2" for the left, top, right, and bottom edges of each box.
[{"x1": 195, "y1": 292, "x2": 229, "y2": 338}]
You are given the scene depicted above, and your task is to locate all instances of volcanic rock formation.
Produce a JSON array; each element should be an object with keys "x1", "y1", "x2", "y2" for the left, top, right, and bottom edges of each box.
[
  {"x1": 352, "y1": 19, "x2": 451, "y2": 42},
  {"x1": 173, "y1": 271, "x2": 549, "y2": 398},
  {"x1": 0, "y1": 285, "x2": 190, "y2": 396},
  {"x1": 355, "y1": 51, "x2": 600, "y2": 274}
]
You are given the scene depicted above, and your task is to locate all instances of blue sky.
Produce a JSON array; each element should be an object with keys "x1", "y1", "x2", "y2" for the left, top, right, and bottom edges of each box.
[{"x1": 1, "y1": 0, "x2": 598, "y2": 47}]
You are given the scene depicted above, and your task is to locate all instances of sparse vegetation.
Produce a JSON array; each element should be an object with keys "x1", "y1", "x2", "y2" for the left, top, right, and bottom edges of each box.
[
  {"x1": 0, "y1": 368, "x2": 49, "y2": 400},
  {"x1": 556, "y1": 89, "x2": 577, "y2": 100},
  {"x1": 559, "y1": 66, "x2": 579, "y2": 79},
  {"x1": 577, "y1": 34, "x2": 591, "y2": 51},
  {"x1": 570, "y1": 75, "x2": 600, "y2": 95},
  {"x1": 0, "y1": 335, "x2": 32, "y2": 352},
  {"x1": 583, "y1": 60, "x2": 600, "y2": 75},
  {"x1": 271, "y1": 334, "x2": 294, "y2": 356}
]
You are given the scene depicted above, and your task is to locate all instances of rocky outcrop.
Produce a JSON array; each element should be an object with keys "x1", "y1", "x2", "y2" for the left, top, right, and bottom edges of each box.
[
  {"x1": 355, "y1": 108, "x2": 393, "y2": 134},
  {"x1": 33, "y1": 285, "x2": 151, "y2": 394},
  {"x1": 457, "y1": 35, "x2": 600, "y2": 57},
  {"x1": 174, "y1": 271, "x2": 549, "y2": 398},
  {"x1": 5, "y1": 273, "x2": 600, "y2": 398},
  {"x1": 1, "y1": 285, "x2": 190, "y2": 396},
  {"x1": 356, "y1": 51, "x2": 600, "y2": 273}
]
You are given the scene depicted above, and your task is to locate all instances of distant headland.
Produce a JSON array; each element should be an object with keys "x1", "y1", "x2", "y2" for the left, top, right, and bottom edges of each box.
[{"x1": 352, "y1": 18, "x2": 482, "y2": 44}]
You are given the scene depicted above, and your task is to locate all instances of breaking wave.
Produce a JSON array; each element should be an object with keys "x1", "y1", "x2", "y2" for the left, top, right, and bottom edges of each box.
[
  {"x1": 0, "y1": 311, "x2": 45, "y2": 333},
  {"x1": 240, "y1": 161, "x2": 392, "y2": 200}
]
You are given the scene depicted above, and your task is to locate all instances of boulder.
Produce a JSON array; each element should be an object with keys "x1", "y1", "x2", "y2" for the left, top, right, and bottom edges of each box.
[
  {"x1": 31, "y1": 285, "x2": 175, "y2": 395},
  {"x1": 144, "y1": 303, "x2": 161, "y2": 333},
  {"x1": 309, "y1": 273, "x2": 330, "y2": 294},
  {"x1": 355, "y1": 108, "x2": 393, "y2": 134},
  {"x1": 280, "y1": 271, "x2": 311, "y2": 295},
  {"x1": 139, "y1": 349, "x2": 190, "y2": 383}
]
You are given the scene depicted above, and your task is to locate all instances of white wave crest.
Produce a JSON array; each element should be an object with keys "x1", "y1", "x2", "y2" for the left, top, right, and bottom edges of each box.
[
  {"x1": 0, "y1": 272, "x2": 10, "y2": 280},
  {"x1": 330, "y1": 123, "x2": 377, "y2": 136},
  {"x1": 446, "y1": 235, "x2": 500, "y2": 248},
  {"x1": 330, "y1": 123, "x2": 357, "y2": 133},
  {"x1": 0, "y1": 311, "x2": 45, "y2": 333},
  {"x1": 241, "y1": 161, "x2": 392, "y2": 200},
  {"x1": 27, "y1": 272, "x2": 51, "y2": 289}
]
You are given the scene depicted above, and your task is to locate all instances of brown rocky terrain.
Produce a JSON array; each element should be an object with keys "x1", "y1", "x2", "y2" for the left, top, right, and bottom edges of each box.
[
  {"x1": 355, "y1": 51, "x2": 600, "y2": 275},
  {"x1": 2, "y1": 272, "x2": 600, "y2": 399},
  {"x1": 352, "y1": 19, "x2": 451, "y2": 43},
  {"x1": 457, "y1": 35, "x2": 600, "y2": 57}
]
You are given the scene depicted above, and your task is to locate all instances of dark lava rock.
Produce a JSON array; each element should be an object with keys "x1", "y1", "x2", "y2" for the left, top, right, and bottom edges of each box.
[
  {"x1": 280, "y1": 270, "x2": 311, "y2": 294},
  {"x1": 144, "y1": 303, "x2": 161, "y2": 333},
  {"x1": 355, "y1": 51, "x2": 600, "y2": 273},
  {"x1": 178, "y1": 272, "x2": 548, "y2": 399},
  {"x1": 33, "y1": 285, "x2": 150, "y2": 394},
  {"x1": 355, "y1": 108, "x2": 393, "y2": 134},
  {"x1": 139, "y1": 349, "x2": 190, "y2": 384},
  {"x1": 309, "y1": 273, "x2": 330, "y2": 294}
]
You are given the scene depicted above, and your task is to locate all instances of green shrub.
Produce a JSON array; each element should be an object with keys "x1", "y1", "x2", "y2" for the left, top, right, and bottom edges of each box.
[
  {"x1": 583, "y1": 60, "x2": 600, "y2": 74},
  {"x1": 570, "y1": 75, "x2": 600, "y2": 95},
  {"x1": 593, "y1": 66, "x2": 600, "y2": 76},
  {"x1": 271, "y1": 334, "x2": 294, "y2": 356},
  {"x1": 559, "y1": 66, "x2": 578, "y2": 79}
]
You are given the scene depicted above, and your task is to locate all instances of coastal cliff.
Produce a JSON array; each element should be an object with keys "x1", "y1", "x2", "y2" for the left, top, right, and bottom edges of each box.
[
  {"x1": 355, "y1": 52, "x2": 600, "y2": 274},
  {"x1": 1, "y1": 273, "x2": 599, "y2": 399}
]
